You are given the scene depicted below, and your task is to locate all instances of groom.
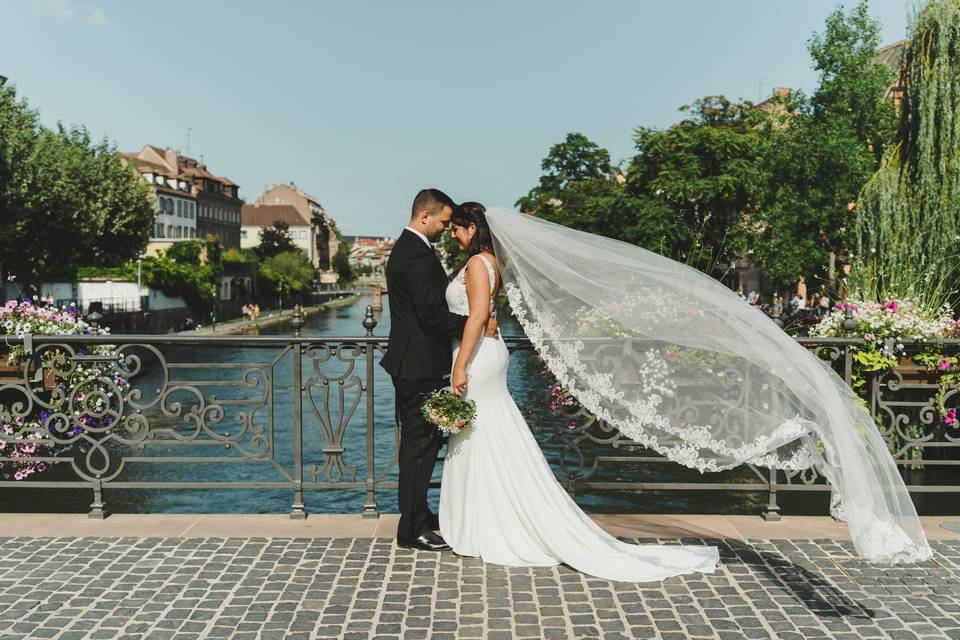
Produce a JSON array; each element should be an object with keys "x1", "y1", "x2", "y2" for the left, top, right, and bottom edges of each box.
[{"x1": 381, "y1": 188, "x2": 491, "y2": 551}]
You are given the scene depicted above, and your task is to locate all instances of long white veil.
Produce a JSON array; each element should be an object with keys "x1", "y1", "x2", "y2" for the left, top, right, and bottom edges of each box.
[{"x1": 486, "y1": 206, "x2": 931, "y2": 565}]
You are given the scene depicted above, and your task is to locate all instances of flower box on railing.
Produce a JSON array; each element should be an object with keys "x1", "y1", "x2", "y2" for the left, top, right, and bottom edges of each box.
[{"x1": 0, "y1": 360, "x2": 56, "y2": 391}]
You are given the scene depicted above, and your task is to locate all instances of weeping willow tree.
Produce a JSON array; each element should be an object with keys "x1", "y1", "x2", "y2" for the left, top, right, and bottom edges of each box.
[{"x1": 852, "y1": 0, "x2": 960, "y2": 308}]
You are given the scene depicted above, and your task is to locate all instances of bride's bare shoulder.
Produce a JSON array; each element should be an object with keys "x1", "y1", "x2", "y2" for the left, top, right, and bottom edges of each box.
[{"x1": 478, "y1": 251, "x2": 498, "y2": 270}]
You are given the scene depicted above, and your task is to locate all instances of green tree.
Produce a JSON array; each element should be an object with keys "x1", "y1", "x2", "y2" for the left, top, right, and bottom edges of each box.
[
  {"x1": 515, "y1": 132, "x2": 614, "y2": 214},
  {"x1": 260, "y1": 251, "x2": 315, "y2": 293},
  {"x1": 332, "y1": 240, "x2": 353, "y2": 282},
  {"x1": 853, "y1": 0, "x2": 960, "y2": 310},
  {"x1": 755, "y1": 1, "x2": 896, "y2": 295},
  {"x1": 516, "y1": 133, "x2": 692, "y2": 263},
  {"x1": 255, "y1": 221, "x2": 297, "y2": 259},
  {"x1": 0, "y1": 82, "x2": 154, "y2": 286},
  {"x1": 165, "y1": 240, "x2": 204, "y2": 266},
  {"x1": 626, "y1": 96, "x2": 768, "y2": 271}
]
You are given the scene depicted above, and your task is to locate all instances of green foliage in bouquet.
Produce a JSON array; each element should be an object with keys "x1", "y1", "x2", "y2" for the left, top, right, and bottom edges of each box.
[{"x1": 421, "y1": 389, "x2": 477, "y2": 435}]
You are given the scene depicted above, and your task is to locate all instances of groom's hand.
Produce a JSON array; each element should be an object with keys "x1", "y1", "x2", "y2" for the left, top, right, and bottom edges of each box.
[{"x1": 485, "y1": 316, "x2": 499, "y2": 337}]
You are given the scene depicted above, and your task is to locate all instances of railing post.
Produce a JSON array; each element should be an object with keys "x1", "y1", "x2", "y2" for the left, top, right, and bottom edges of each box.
[
  {"x1": 362, "y1": 305, "x2": 380, "y2": 518},
  {"x1": 842, "y1": 306, "x2": 856, "y2": 387},
  {"x1": 84, "y1": 313, "x2": 110, "y2": 519},
  {"x1": 89, "y1": 479, "x2": 109, "y2": 519},
  {"x1": 762, "y1": 467, "x2": 780, "y2": 521},
  {"x1": 289, "y1": 305, "x2": 307, "y2": 519}
]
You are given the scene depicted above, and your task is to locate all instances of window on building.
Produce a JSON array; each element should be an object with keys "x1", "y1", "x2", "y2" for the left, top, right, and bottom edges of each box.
[{"x1": 240, "y1": 229, "x2": 247, "y2": 239}]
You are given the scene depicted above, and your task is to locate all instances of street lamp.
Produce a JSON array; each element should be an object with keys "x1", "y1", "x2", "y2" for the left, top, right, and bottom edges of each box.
[{"x1": 278, "y1": 283, "x2": 283, "y2": 313}]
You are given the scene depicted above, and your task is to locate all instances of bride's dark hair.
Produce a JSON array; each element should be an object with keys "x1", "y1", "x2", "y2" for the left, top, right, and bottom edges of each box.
[{"x1": 452, "y1": 202, "x2": 494, "y2": 256}]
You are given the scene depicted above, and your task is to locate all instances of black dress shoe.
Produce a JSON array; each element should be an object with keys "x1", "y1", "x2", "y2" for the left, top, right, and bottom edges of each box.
[{"x1": 396, "y1": 530, "x2": 451, "y2": 551}]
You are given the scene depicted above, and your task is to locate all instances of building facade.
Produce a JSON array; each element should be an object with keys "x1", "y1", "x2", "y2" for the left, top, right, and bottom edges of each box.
[
  {"x1": 344, "y1": 235, "x2": 394, "y2": 269},
  {"x1": 255, "y1": 183, "x2": 339, "y2": 275},
  {"x1": 240, "y1": 204, "x2": 314, "y2": 256},
  {"x1": 124, "y1": 145, "x2": 242, "y2": 251},
  {"x1": 178, "y1": 154, "x2": 242, "y2": 249},
  {"x1": 122, "y1": 146, "x2": 198, "y2": 255}
]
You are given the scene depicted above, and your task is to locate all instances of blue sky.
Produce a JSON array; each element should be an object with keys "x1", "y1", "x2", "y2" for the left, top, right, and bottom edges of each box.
[{"x1": 2, "y1": 0, "x2": 912, "y2": 235}]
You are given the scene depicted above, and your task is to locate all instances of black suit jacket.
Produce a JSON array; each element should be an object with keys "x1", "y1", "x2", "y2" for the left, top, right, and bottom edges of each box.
[{"x1": 380, "y1": 229, "x2": 467, "y2": 379}]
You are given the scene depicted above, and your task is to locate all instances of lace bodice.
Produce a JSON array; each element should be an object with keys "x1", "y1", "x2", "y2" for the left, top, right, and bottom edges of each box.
[{"x1": 445, "y1": 254, "x2": 497, "y2": 319}]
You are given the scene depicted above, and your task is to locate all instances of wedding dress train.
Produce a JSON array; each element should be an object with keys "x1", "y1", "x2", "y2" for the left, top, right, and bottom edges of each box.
[{"x1": 438, "y1": 254, "x2": 719, "y2": 582}]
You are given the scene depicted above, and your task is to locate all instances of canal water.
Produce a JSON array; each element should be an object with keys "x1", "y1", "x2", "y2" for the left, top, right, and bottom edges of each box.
[{"x1": 10, "y1": 293, "x2": 935, "y2": 517}]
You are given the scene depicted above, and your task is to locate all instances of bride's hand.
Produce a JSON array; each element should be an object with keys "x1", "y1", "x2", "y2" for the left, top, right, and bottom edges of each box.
[{"x1": 452, "y1": 367, "x2": 468, "y2": 396}]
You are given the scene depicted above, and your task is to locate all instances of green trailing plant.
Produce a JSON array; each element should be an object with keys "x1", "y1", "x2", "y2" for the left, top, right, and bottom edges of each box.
[{"x1": 853, "y1": 0, "x2": 960, "y2": 310}]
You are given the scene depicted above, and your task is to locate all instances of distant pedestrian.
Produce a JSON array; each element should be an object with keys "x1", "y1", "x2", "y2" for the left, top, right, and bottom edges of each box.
[{"x1": 796, "y1": 276, "x2": 807, "y2": 302}]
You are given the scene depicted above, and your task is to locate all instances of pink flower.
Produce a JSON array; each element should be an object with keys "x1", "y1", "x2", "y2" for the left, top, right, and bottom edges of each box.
[
  {"x1": 884, "y1": 300, "x2": 899, "y2": 313},
  {"x1": 940, "y1": 359, "x2": 952, "y2": 371},
  {"x1": 864, "y1": 333, "x2": 875, "y2": 342},
  {"x1": 945, "y1": 408, "x2": 957, "y2": 426}
]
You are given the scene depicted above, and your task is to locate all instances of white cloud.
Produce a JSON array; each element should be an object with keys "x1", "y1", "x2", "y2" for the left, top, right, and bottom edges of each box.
[{"x1": 36, "y1": 0, "x2": 120, "y2": 31}]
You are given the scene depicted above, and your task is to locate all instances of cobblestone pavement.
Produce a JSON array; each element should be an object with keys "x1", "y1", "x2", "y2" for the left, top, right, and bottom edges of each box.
[{"x1": 0, "y1": 536, "x2": 958, "y2": 640}]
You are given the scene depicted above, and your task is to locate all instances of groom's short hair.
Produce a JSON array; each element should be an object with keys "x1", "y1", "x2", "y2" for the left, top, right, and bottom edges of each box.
[{"x1": 410, "y1": 188, "x2": 455, "y2": 220}]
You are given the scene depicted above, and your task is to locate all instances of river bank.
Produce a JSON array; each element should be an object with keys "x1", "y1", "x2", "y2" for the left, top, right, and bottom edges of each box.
[{"x1": 180, "y1": 293, "x2": 362, "y2": 335}]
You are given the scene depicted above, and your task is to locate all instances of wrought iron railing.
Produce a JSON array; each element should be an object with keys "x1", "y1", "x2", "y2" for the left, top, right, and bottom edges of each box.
[{"x1": 0, "y1": 306, "x2": 957, "y2": 519}]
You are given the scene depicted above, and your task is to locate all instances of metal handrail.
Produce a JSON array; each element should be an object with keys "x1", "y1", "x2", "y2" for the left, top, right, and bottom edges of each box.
[{"x1": 0, "y1": 306, "x2": 957, "y2": 520}]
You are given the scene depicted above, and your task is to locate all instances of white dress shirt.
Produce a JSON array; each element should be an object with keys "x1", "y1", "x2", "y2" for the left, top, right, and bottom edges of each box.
[{"x1": 404, "y1": 226, "x2": 433, "y2": 248}]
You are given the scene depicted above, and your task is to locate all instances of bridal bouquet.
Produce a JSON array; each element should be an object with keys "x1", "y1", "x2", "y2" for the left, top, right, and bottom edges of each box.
[{"x1": 421, "y1": 388, "x2": 477, "y2": 434}]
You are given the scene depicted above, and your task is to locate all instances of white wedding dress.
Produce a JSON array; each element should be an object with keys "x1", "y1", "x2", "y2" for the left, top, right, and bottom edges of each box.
[{"x1": 438, "y1": 254, "x2": 720, "y2": 582}]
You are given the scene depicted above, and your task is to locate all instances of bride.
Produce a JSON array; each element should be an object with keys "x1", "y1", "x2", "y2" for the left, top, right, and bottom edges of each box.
[
  {"x1": 439, "y1": 201, "x2": 931, "y2": 580},
  {"x1": 438, "y1": 202, "x2": 720, "y2": 582}
]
